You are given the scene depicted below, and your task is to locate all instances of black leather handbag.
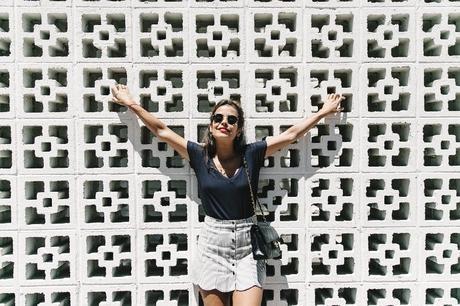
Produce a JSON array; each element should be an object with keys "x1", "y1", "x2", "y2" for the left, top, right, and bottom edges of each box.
[{"x1": 243, "y1": 158, "x2": 282, "y2": 260}]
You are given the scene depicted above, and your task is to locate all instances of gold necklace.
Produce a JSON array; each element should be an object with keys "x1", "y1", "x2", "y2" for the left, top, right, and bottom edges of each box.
[
  {"x1": 218, "y1": 167, "x2": 227, "y2": 176},
  {"x1": 214, "y1": 159, "x2": 228, "y2": 176},
  {"x1": 214, "y1": 157, "x2": 240, "y2": 178}
]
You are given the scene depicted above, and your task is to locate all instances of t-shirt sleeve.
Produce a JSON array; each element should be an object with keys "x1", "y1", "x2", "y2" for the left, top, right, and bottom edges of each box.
[
  {"x1": 246, "y1": 139, "x2": 267, "y2": 168},
  {"x1": 187, "y1": 140, "x2": 204, "y2": 171}
]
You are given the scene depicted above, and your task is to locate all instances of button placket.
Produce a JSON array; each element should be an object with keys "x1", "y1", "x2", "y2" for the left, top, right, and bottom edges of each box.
[{"x1": 232, "y1": 223, "x2": 237, "y2": 275}]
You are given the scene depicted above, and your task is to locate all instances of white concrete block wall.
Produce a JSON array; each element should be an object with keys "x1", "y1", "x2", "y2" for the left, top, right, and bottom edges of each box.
[{"x1": 0, "y1": 0, "x2": 459, "y2": 305}]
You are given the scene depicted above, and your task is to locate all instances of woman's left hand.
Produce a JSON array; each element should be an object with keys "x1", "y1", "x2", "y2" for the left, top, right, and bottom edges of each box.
[{"x1": 320, "y1": 93, "x2": 345, "y2": 116}]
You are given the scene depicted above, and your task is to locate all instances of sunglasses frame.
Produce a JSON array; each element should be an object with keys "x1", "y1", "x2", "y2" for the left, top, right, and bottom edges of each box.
[{"x1": 211, "y1": 113, "x2": 239, "y2": 126}]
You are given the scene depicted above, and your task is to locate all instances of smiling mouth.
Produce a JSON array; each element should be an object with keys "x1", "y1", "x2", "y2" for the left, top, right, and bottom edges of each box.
[{"x1": 219, "y1": 128, "x2": 229, "y2": 133}]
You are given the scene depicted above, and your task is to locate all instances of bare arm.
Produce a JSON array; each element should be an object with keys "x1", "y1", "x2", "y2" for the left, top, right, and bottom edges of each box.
[
  {"x1": 111, "y1": 85, "x2": 189, "y2": 161},
  {"x1": 265, "y1": 93, "x2": 345, "y2": 157}
]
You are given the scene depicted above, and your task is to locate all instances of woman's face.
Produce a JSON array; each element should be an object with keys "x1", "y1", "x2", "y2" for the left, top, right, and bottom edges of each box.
[{"x1": 210, "y1": 104, "x2": 241, "y2": 142}]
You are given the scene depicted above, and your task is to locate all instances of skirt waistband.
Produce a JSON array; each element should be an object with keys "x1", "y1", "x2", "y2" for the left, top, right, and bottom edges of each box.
[{"x1": 204, "y1": 215, "x2": 257, "y2": 228}]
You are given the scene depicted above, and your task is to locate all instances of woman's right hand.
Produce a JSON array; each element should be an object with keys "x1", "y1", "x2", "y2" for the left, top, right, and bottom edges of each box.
[
  {"x1": 320, "y1": 93, "x2": 345, "y2": 116},
  {"x1": 111, "y1": 84, "x2": 135, "y2": 107}
]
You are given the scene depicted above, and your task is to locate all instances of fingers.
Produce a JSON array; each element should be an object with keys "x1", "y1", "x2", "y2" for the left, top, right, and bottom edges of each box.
[
  {"x1": 116, "y1": 84, "x2": 126, "y2": 92},
  {"x1": 111, "y1": 85, "x2": 124, "y2": 104},
  {"x1": 111, "y1": 84, "x2": 128, "y2": 96},
  {"x1": 326, "y1": 93, "x2": 345, "y2": 100},
  {"x1": 112, "y1": 84, "x2": 127, "y2": 91},
  {"x1": 324, "y1": 93, "x2": 346, "y2": 114},
  {"x1": 326, "y1": 93, "x2": 345, "y2": 103},
  {"x1": 336, "y1": 94, "x2": 345, "y2": 112},
  {"x1": 111, "y1": 85, "x2": 118, "y2": 96}
]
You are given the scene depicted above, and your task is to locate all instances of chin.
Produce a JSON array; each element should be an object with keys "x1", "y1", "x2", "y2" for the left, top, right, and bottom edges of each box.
[{"x1": 214, "y1": 134, "x2": 235, "y2": 141}]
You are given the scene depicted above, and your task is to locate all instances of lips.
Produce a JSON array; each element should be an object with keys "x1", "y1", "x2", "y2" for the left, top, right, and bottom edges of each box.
[{"x1": 219, "y1": 128, "x2": 229, "y2": 133}]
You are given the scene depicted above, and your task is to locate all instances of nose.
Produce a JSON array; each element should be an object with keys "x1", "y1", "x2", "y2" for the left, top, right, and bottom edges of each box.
[{"x1": 218, "y1": 117, "x2": 229, "y2": 126}]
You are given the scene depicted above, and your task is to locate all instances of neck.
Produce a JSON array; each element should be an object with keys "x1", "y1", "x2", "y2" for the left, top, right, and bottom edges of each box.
[{"x1": 214, "y1": 140, "x2": 236, "y2": 160}]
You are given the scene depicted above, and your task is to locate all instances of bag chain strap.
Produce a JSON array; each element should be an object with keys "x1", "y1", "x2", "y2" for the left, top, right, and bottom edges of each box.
[
  {"x1": 243, "y1": 157, "x2": 281, "y2": 252},
  {"x1": 243, "y1": 157, "x2": 267, "y2": 224}
]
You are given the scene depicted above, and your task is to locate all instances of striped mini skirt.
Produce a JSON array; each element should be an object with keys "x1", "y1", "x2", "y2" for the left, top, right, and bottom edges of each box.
[{"x1": 190, "y1": 214, "x2": 266, "y2": 292}]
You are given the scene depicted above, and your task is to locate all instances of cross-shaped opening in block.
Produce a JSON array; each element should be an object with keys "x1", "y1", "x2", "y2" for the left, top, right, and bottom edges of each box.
[
  {"x1": 327, "y1": 141, "x2": 336, "y2": 151},
  {"x1": 157, "y1": 30, "x2": 166, "y2": 40},
  {"x1": 384, "y1": 85, "x2": 393, "y2": 95},
  {"x1": 101, "y1": 141, "x2": 111, "y2": 151},
  {"x1": 157, "y1": 87, "x2": 166, "y2": 96},
  {"x1": 42, "y1": 253, "x2": 53, "y2": 262},
  {"x1": 440, "y1": 31, "x2": 449, "y2": 40},
  {"x1": 162, "y1": 251, "x2": 171, "y2": 260},
  {"x1": 329, "y1": 250, "x2": 338, "y2": 259},
  {"x1": 102, "y1": 197, "x2": 112, "y2": 207},
  {"x1": 104, "y1": 252, "x2": 113, "y2": 260},
  {"x1": 384, "y1": 140, "x2": 393, "y2": 150},
  {"x1": 213, "y1": 31, "x2": 222, "y2": 41},
  {"x1": 43, "y1": 198, "x2": 52, "y2": 208},
  {"x1": 384, "y1": 31, "x2": 393, "y2": 40},
  {"x1": 385, "y1": 250, "x2": 394, "y2": 259},
  {"x1": 384, "y1": 195, "x2": 393, "y2": 204},
  {"x1": 271, "y1": 86, "x2": 281, "y2": 95},
  {"x1": 272, "y1": 195, "x2": 282, "y2": 206},
  {"x1": 41, "y1": 86, "x2": 51, "y2": 96},
  {"x1": 441, "y1": 140, "x2": 450, "y2": 150},
  {"x1": 443, "y1": 249, "x2": 451, "y2": 258},
  {"x1": 40, "y1": 31, "x2": 50, "y2": 40},
  {"x1": 327, "y1": 87, "x2": 336, "y2": 94},
  {"x1": 440, "y1": 85, "x2": 450, "y2": 95},
  {"x1": 327, "y1": 195, "x2": 337, "y2": 204},
  {"x1": 271, "y1": 31, "x2": 280, "y2": 40},
  {"x1": 441, "y1": 194, "x2": 451, "y2": 204},
  {"x1": 41, "y1": 142, "x2": 51, "y2": 152},
  {"x1": 101, "y1": 86, "x2": 110, "y2": 96},
  {"x1": 214, "y1": 87, "x2": 223, "y2": 96},
  {"x1": 158, "y1": 141, "x2": 168, "y2": 151},
  {"x1": 161, "y1": 197, "x2": 170, "y2": 207},
  {"x1": 328, "y1": 31, "x2": 337, "y2": 41},
  {"x1": 99, "y1": 31, "x2": 109, "y2": 41}
]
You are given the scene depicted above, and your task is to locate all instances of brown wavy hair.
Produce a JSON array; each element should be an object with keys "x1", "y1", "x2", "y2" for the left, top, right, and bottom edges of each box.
[{"x1": 202, "y1": 99, "x2": 246, "y2": 158}]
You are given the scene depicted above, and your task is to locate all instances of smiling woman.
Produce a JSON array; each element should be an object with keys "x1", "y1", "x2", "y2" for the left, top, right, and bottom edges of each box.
[
  {"x1": 201, "y1": 100, "x2": 246, "y2": 176},
  {"x1": 109, "y1": 84, "x2": 344, "y2": 306}
]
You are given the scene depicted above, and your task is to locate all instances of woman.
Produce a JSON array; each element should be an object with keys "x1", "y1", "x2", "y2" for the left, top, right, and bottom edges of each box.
[{"x1": 110, "y1": 84, "x2": 344, "y2": 306}]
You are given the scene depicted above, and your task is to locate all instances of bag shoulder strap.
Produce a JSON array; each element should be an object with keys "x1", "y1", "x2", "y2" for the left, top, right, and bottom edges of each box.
[{"x1": 243, "y1": 157, "x2": 267, "y2": 223}]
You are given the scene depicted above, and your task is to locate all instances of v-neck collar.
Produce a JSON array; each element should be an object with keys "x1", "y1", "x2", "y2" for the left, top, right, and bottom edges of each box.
[{"x1": 210, "y1": 158, "x2": 243, "y2": 181}]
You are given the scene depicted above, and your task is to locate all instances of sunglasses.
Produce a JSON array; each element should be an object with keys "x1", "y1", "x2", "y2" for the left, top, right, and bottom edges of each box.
[{"x1": 211, "y1": 113, "x2": 239, "y2": 125}]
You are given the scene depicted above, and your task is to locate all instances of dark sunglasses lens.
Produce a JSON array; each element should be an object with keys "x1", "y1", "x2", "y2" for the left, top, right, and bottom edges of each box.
[
  {"x1": 212, "y1": 114, "x2": 238, "y2": 125},
  {"x1": 228, "y1": 115, "x2": 238, "y2": 125},
  {"x1": 213, "y1": 114, "x2": 223, "y2": 123}
]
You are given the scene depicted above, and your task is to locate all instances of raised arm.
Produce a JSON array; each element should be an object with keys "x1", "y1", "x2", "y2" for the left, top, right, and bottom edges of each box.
[
  {"x1": 265, "y1": 93, "x2": 345, "y2": 157},
  {"x1": 111, "y1": 84, "x2": 189, "y2": 161}
]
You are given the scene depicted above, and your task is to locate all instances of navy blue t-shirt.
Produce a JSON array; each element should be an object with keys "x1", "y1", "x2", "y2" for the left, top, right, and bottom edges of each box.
[{"x1": 187, "y1": 140, "x2": 267, "y2": 220}]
